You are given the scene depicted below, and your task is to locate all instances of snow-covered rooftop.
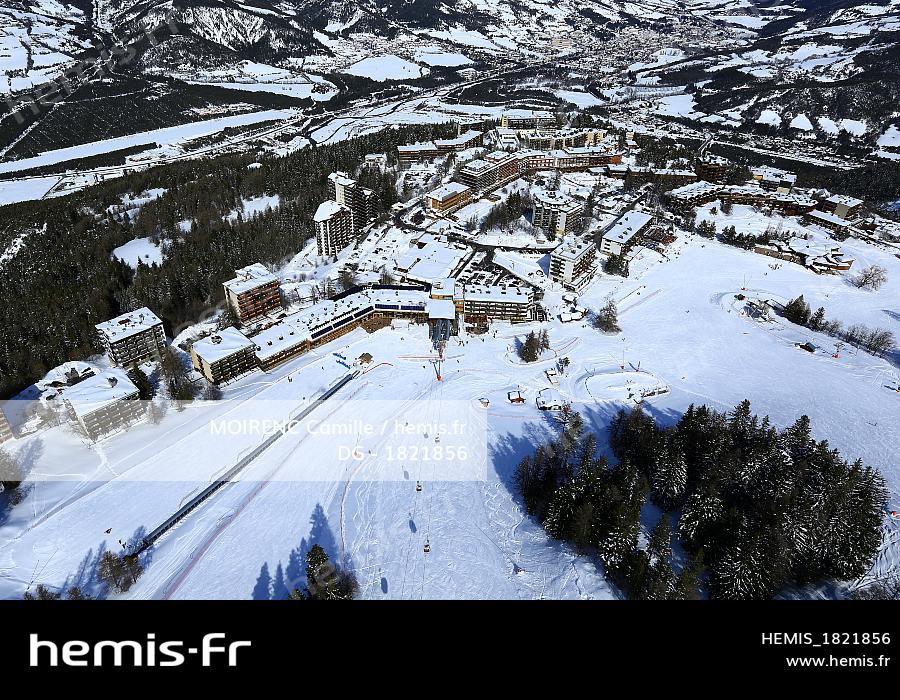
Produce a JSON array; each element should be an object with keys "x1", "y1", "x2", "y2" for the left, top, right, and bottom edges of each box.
[
  {"x1": 807, "y1": 209, "x2": 851, "y2": 227},
  {"x1": 428, "y1": 298, "x2": 456, "y2": 319},
  {"x1": 63, "y1": 369, "x2": 139, "y2": 419},
  {"x1": 552, "y1": 237, "x2": 595, "y2": 261},
  {"x1": 95, "y1": 307, "x2": 163, "y2": 341},
  {"x1": 426, "y1": 182, "x2": 471, "y2": 201},
  {"x1": 252, "y1": 318, "x2": 312, "y2": 362},
  {"x1": 192, "y1": 327, "x2": 254, "y2": 364},
  {"x1": 223, "y1": 263, "x2": 278, "y2": 295},
  {"x1": 462, "y1": 284, "x2": 530, "y2": 304},
  {"x1": 602, "y1": 211, "x2": 654, "y2": 245},
  {"x1": 314, "y1": 200, "x2": 349, "y2": 223},
  {"x1": 434, "y1": 130, "x2": 482, "y2": 148},
  {"x1": 826, "y1": 194, "x2": 863, "y2": 208}
]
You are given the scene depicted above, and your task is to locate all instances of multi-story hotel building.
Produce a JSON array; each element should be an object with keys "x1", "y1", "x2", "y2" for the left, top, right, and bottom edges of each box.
[
  {"x1": 457, "y1": 151, "x2": 521, "y2": 192},
  {"x1": 434, "y1": 130, "x2": 483, "y2": 153},
  {"x1": 821, "y1": 194, "x2": 863, "y2": 220},
  {"x1": 95, "y1": 307, "x2": 166, "y2": 366},
  {"x1": 458, "y1": 284, "x2": 533, "y2": 325},
  {"x1": 223, "y1": 263, "x2": 281, "y2": 325},
  {"x1": 550, "y1": 237, "x2": 598, "y2": 291},
  {"x1": 315, "y1": 200, "x2": 355, "y2": 257},
  {"x1": 398, "y1": 142, "x2": 440, "y2": 162},
  {"x1": 533, "y1": 191, "x2": 584, "y2": 237},
  {"x1": 695, "y1": 155, "x2": 730, "y2": 183},
  {"x1": 191, "y1": 327, "x2": 257, "y2": 384}
]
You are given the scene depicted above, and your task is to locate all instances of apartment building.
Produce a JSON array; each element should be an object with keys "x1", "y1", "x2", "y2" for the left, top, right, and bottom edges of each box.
[
  {"x1": 457, "y1": 151, "x2": 521, "y2": 192},
  {"x1": 532, "y1": 190, "x2": 584, "y2": 237},
  {"x1": 751, "y1": 166, "x2": 797, "y2": 192},
  {"x1": 821, "y1": 194, "x2": 863, "y2": 220},
  {"x1": 425, "y1": 182, "x2": 473, "y2": 214},
  {"x1": 805, "y1": 209, "x2": 853, "y2": 236},
  {"x1": 63, "y1": 369, "x2": 143, "y2": 440},
  {"x1": 191, "y1": 327, "x2": 257, "y2": 384},
  {"x1": 95, "y1": 307, "x2": 166, "y2": 366},
  {"x1": 315, "y1": 200, "x2": 355, "y2": 257},
  {"x1": 550, "y1": 237, "x2": 598, "y2": 291},
  {"x1": 252, "y1": 317, "x2": 314, "y2": 371},
  {"x1": 458, "y1": 284, "x2": 533, "y2": 325},
  {"x1": 434, "y1": 130, "x2": 483, "y2": 153},
  {"x1": 397, "y1": 142, "x2": 440, "y2": 162},
  {"x1": 328, "y1": 171, "x2": 377, "y2": 231},
  {"x1": 223, "y1": 263, "x2": 281, "y2": 325},
  {"x1": 695, "y1": 155, "x2": 730, "y2": 183},
  {"x1": 600, "y1": 211, "x2": 654, "y2": 257},
  {"x1": 501, "y1": 110, "x2": 555, "y2": 129},
  {"x1": 521, "y1": 128, "x2": 601, "y2": 151}
]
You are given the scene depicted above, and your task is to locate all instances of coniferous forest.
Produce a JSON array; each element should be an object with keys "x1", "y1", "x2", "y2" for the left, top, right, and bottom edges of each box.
[
  {"x1": 516, "y1": 400, "x2": 887, "y2": 599},
  {"x1": 0, "y1": 122, "x2": 458, "y2": 398}
]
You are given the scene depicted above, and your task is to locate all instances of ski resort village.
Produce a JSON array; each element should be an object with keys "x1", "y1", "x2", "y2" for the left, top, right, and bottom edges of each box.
[
  {"x1": 1, "y1": 0, "x2": 900, "y2": 603},
  {"x1": 1, "y1": 105, "x2": 897, "y2": 602}
]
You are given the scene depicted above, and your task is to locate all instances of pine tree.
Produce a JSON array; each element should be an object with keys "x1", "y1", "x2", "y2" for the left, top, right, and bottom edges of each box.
[
  {"x1": 676, "y1": 549, "x2": 705, "y2": 600},
  {"x1": 783, "y1": 295, "x2": 811, "y2": 326},
  {"x1": 650, "y1": 438, "x2": 687, "y2": 510},
  {"x1": 647, "y1": 515, "x2": 673, "y2": 564},
  {"x1": 809, "y1": 307, "x2": 826, "y2": 331},
  {"x1": 518, "y1": 331, "x2": 541, "y2": 362},
  {"x1": 593, "y1": 296, "x2": 620, "y2": 333},
  {"x1": 127, "y1": 362, "x2": 154, "y2": 400},
  {"x1": 23, "y1": 584, "x2": 61, "y2": 600}
]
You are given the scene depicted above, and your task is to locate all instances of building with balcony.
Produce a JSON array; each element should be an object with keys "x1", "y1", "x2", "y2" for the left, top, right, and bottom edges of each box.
[
  {"x1": 600, "y1": 211, "x2": 654, "y2": 256},
  {"x1": 63, "y1": 369, "x2": 143, "y2": 440},
  {"x1": 191, "y1": 327, "x2": 257, "y2": 384},
  {"x1": 532, "y1": 191, "x2": 584, "y2": 237},
  {"x1": 95, "y1": 307, "x2": 166, "y2": 367},
  {"x1": 550, "y1": 237, "x2": 598, "y2": 291},
  {"x1": 315, "y1": 200, "x2": 355, "y2": 257},
  {"x1": 223, "y1": 263, "x2": 282, "y2": 325},
  {"x1": 425, "y1": 182, "x2": 473, "y2": 214}
]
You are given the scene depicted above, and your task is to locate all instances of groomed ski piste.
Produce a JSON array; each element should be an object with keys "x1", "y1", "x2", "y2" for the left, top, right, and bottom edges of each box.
[{"x1": 1, "y1": 226, "x2": 898, "y2": 599}]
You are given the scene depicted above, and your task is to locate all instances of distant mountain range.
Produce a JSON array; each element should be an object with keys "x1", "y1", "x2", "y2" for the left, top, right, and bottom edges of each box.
[{"x1": 0, "y1": 0, "x2": 897, "y2": 157}]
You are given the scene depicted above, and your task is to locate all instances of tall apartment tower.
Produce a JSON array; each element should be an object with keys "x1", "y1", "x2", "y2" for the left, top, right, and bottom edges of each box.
[
  {"x1": 327, "y1": 172, "x2": 376, "y2": 232},
  {"x1": 315, "y1": 201, "x2": 355, "y2": 257}
]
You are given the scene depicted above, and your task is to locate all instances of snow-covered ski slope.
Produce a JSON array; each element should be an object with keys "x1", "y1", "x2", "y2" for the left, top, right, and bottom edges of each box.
[{"x1": 1, "y1": 229, "x2": 898, "y2": 599}]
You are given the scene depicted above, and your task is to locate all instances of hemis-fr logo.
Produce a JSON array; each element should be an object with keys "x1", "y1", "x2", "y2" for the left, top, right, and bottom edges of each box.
[{"x1": 30, "y1": 633, "x2": 251, "y2": 668}]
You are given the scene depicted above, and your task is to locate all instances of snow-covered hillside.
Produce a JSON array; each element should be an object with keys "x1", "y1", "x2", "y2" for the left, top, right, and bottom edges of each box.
[{"x1": 2, "y1": 218, "x2": 898, "y2": 599}]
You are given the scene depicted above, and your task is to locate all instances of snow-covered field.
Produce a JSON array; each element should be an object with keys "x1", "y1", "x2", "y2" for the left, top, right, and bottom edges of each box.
[
  {"x1": 341, "y1": 55, "x2": 427, "y2": 82},
  {"x1": 111, "y1": 238, "x2": 163, "y2": 268},
  {"x1": 2, "y1": 222, "x2": 898, "y2": 599},
  {"x1": 0, "y1": 176, "x2": 60, "y2": 205}
]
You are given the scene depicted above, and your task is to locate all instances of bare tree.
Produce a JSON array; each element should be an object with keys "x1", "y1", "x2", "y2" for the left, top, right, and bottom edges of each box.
[{"x1": 851, "y1": 265, "x2": 888, "y2": 291}]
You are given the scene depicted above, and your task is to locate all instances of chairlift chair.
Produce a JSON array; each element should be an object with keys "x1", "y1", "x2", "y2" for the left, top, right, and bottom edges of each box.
[{"x1": 424, "y1": 541, "x2": 431, "y2": 554}]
